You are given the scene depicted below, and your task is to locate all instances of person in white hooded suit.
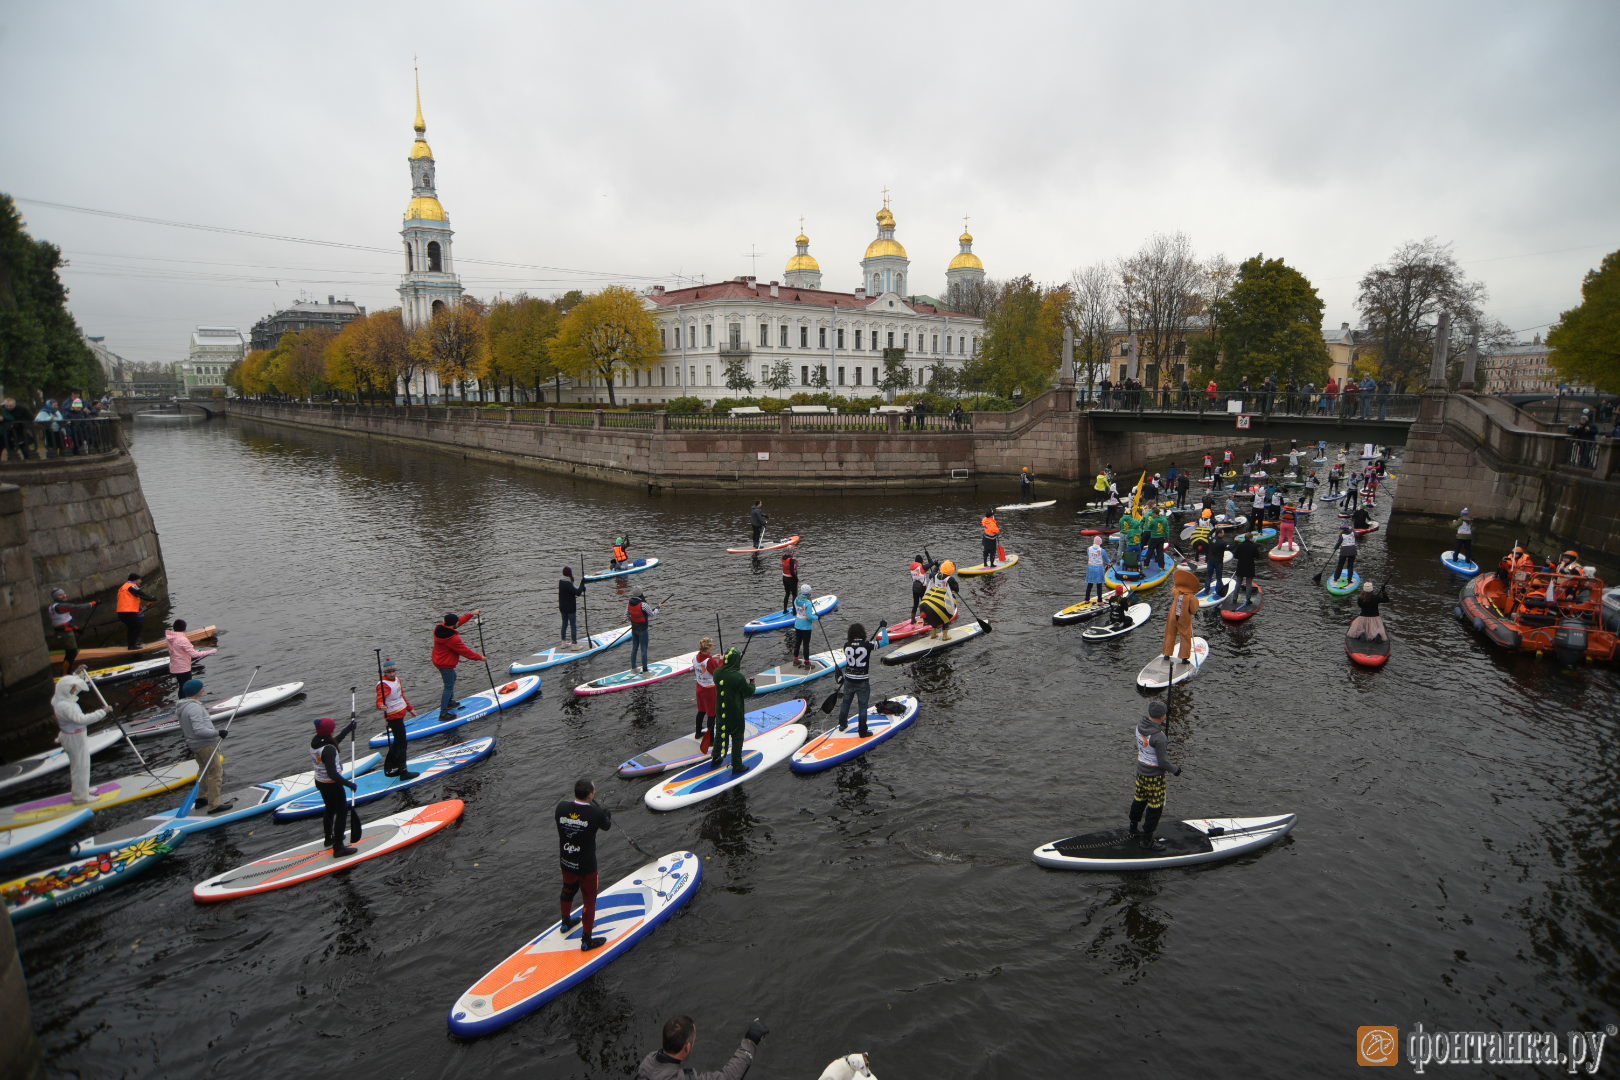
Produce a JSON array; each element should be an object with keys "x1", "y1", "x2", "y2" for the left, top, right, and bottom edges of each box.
[{"x1": 53, "y1": 670, "x2": 108, "y2": 803}]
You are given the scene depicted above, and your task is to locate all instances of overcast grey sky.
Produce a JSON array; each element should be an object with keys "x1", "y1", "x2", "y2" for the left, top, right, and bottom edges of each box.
[{"x1": 4, "y1": 1, "x2": 1616, "y2": 366}]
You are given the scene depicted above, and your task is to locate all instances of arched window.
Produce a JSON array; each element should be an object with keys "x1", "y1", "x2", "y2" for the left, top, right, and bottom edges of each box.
[
  {"x1": 404, "y1": 242, "x2": 413, "y2": 272},
  {"x1": 427, "y1": 241, "x2": 443, "y2": 272},
  {"x1": 431, "y1": 299, "x2": 446, "y2": 317}
]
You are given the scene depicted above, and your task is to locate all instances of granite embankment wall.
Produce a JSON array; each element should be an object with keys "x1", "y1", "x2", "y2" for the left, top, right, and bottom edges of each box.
[{"x1": 1394, "y1": 393, "x2": 1620, "y2": 560}]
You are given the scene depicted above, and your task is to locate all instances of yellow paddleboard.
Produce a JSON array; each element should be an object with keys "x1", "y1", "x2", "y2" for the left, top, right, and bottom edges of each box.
[
  {"x1": 0, "y1": 762, "x2": 200, "y2": 830},
  {"x1": 958, "y1": 552, "x2": 1021, "y2": 576}
]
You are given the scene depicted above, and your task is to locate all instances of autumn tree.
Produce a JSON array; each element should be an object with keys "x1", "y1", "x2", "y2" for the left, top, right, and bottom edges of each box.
[
  {"x1": 0, "y1": 194, "x2": 101, "y2": 399},
  {"x1": 546, "y1": 285, "x2": 661, "y2": 406},
  {"x1": 485, "y1": 294, "x2": 561, "y2": 401},
  {"x1": 228, "y1": 350, "x2": 274, "y2": 397},
  {"x1": 1116, "y1": 232, "x2": 1206, "y2": 386},
  {"x1": 1547, "y1": 249, "x2": 1620, "y2": 394},
  {"x1": 1207, "y1": 255, "x2": 1331, "y2": 388},
  {"x1": 1356, "y1": 238, "x2": 1486, "y2": 386},
  {"x1": 975, "y1": 275, "x2": 1071, "y2": 399},
  {"x1": 944, "y1": 277, "x2": 997, "y2": 319},
  {"x1": 411, "y1": 303, "x2": 488, "y2": 401},
  {"x1": 1069, "y1": 262, "x2": 1117, "y2": 399}
]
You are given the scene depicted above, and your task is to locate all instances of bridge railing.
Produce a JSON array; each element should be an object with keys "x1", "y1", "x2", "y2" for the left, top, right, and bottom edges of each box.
[
  {"x1": 1083, "y1": 388, "x2": 1422, "y2": 421},
  {"x1": 0, "y1": 416, "x2": 125, "y2": 465}
]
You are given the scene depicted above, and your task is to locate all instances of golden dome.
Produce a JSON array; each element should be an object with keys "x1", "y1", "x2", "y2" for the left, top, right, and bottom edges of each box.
[
  {"x1": 864, "y1": 238, "x2": 907, "y2": 259},
  {"x1": 411, "y1": 138, "x2": 434, "y2": 160},
  {"x1": 786, "y1": 253, "x2": 820, "y2": 272},
  {"x1": 876, "y1": 207, "x2": 895, "y2": 227},
  {"x1": 949, "y1": 252, "x2": 984, "y2": 270},
  {"x1": 405, "y1": 195, "x2": 448, "y2": 221},
  {"x1": 960, "y1": 230, "x2": 973, "y2": 244}
]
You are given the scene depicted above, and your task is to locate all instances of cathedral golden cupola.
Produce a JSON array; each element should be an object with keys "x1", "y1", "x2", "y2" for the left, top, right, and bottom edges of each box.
[
  {"x1": 784, "y1": 219, "x2": 822, "y2": 289},
  {"x1": 860, "y1": 189, "x2": 909, "y2": 295},
  {"x1": 404, "y1": 68, "x2": 446, "y2": 222},
  {"x1": 399, "y1": 65, "x2": 463, "y2": 333}
]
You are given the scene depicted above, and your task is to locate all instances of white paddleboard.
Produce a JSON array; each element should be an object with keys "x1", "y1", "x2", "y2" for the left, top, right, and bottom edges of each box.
[
  {"x1": 644, "y1": 725, "x2": 807, "y2": 811},
  {"x1": 879, "y1": 622, "x2": 987, "y2": 664},
  {"x1": 1135, "y1": 638, "x2": 1210, "y2": 688},
  {"x1": 1081, "y1": 603, "x2": 1151, "y2": 640},
  {"x1": 0, "y1": 728, "x2": 123, "y2": 796},
  {"x1": 1033, "y1": 814, "x2": 1297, "y2": 870},
  {"x1": 208, "y1": 681, "x2": 305, "y2": 716},
  {"x1": 994, "y1": 500, "x2": 1056, "y2": 511}
]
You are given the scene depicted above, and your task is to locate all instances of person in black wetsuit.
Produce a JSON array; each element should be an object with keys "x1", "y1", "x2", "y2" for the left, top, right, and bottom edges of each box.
[
  {"x1": 558, "y1": 567, "x2": 586, "y2": 647},
  {"x1": 635, "y1": 1015, "x2": 767, "y2": 1080},
  {"x1": 309, "y1": 717, "x2": 359, "y2": 858},
  {"x1": 1207, "y1": 527, "x2": 1231, "y2": 595},
  {"x1": 748, "y1": 501, "x2": 766, "y2": 549},
  {"x1": 780, "y1": 551, "x2": 798, "y2": 614},
  {"x1": 1352, "y1": 506, "x2": 1372, "y2": 532},
  {"x1": 556, "y1": 778, "x2": 613, "y2": 952},
  {"x1": 1129, "y1": 699, "x2": 1180, "y2": 850},
  {"x1": 1231, "y1": 531, "x2": 1260, "y2": 604}
]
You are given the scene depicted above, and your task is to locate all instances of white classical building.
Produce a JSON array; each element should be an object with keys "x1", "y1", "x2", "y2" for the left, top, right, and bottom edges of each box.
[
  {"x1": 176, "y1": 326, "x2": 244, "y2": 396},
  {"x1": 595, "y1": 201, "x2": 987, "y2": 406}
]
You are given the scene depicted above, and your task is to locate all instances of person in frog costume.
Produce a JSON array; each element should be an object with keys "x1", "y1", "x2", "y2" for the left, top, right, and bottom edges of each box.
[{"x1": 710, "y1": 647, "x2": 758, "y2": 774}]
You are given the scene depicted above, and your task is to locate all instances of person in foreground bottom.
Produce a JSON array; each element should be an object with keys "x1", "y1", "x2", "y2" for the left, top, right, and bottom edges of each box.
[
  {"x1": 556, "y1": 778, "x2": 613, "y2": 951},
  {"x1": 636, "y1": 1014, "x2": 768, "y2": 1080},
  {"x1": 309, "y1": 717, "x2": 359, "y2": 858},
  {"x1": 1129, "y1": 699, "x2": 1181, "y2": 850}
]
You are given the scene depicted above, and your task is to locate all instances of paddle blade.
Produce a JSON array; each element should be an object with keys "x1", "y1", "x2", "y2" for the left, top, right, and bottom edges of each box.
[
  {"x1": 977, "y1": 618, "x2": 993, "y2": 633},
  {"x1": 349, "y1": 804, "x2": 364, "y2": 843},
  {"x1": 819, "y1": 680, "x2": 842, "y2": 713}
]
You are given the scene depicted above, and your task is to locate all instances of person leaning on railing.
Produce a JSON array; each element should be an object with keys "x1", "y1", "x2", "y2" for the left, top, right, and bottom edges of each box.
[
  {"x1": 1566, "y1": 410, "x2": 1598, "y2": 467},
  {"x1": 1, "y1": 397, "x2": 37, "y2": 460}
]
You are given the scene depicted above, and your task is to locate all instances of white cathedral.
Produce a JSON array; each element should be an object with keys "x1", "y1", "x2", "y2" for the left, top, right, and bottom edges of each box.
[{"x1": 393, "y1": 78, "x2": 986, "y2": 406}]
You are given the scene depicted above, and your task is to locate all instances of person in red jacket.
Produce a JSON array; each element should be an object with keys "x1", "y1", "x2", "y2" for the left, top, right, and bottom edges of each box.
[{"x1": 432, "y1": 610, "x2": 484, "y2": 718}]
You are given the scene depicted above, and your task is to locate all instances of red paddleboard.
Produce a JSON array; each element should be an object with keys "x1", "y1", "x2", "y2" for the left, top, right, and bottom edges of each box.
[
  {"x1": 1219, "y1": 584, "x2": 1265, "y2": 623},
  {"x1": 886, "y1": 610, "x2": 956, "y2": 642},
  {"x1": 1354, "y1": 522, "x2": 1380, "y2": 536},
  {"x1": 1080, "y1": 528, "x2": 1118, "y2": 536},
  {"x1": 1345, "y1": 629, "x2": 1391, "y2": 668}
]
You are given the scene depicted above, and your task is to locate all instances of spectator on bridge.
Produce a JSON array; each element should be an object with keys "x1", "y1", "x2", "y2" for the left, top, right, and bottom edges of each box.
[
  {"x1": 1207, "y1": 379, "x2": 1219, "y2": 406},
  {"x1": 1284, "y1": 378, "x2": 1297, "y2": 414},
  {"x1": 1320, "y1": 377, "x2": 1337, "y2": 414},
  {"x1": 1376, "y1": 378, "x2": 1393, "y2": 420},
  {"x1": 1360, "y1": 375, "x2": 1377, "y2": 418},
  {"x1": 1341, "y1": 379, "x2": 1360, "y2": 418},
  {"x1": 34, "y1": 399, "x2": 65, "y2": 457},
  {"x1": 951, "y1": 402, "x2": 965, "y2": 428},
  {"x1": 1262, "y1": 374, "x2": 1277, "y2": 416},
  {"x1": 1237, "y1": 376, "x2": 1251, "y2": 413},
  {"x1": 1159, "y1": 380, "x2": 1172, "y2": 408},
  {"x1": 1098, "y1": 376, "x2": 1112, "y2": 408},
  {"x1": 1302, "y1": 382, "x2": 1317, "y2": 412},
  {"x1": 1179, "y1": 377, "x2": 1191, "y2": 408},
  {"x1": 2, "y1": 397, "x2": 36, "y2": 461},
  {"x1": 1568, "y1": 410, "x2": 1598, "y2": 467}
]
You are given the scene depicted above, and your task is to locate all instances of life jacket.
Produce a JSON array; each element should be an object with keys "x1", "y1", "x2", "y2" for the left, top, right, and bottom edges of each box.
[
  {"x1": 981, "y1": 516, "x2": 1000, "y2": 537},
  {"x1": 693, "y1": 651, "x2": 718, "y2": 688},
  {"x1": 1094, "y1": 474, "x2": 1107, "y2": 492},
  {"x1": 310, "y1": 741, "x2": 343, "y2": 785},
  {"x1": 909, "y1": 560, "x2": 927, "y2": 584},
  {"x1": 1222, "y1": 450, "x2": 1233, "y2": 463},
  {"x1": 377, "y1": 677, "x2": 409, "y2": 718},
  {"x1": 1190, "y1": 524, "x2": 1213, "y2": 545},
  {"x1": 612, "y1": 544, "x2": 628, "y2": 563},
  {"x1": 1203, "y1": 455, "x2": 1213, "y2": 468},
  {"x1": 1281, "y1": 507, "x2": 1297, "y2": 525},
  {"x1": 627, "y1": 601, "x2": 649, "y2": 626},
  {"x1": 781, "y1": 554, "x2": 797, "y2": 577},
  {"x1": 117, "y1": 581, "x2": 142, "y2": 613},
  {"x1": 49, "y1": 602, "x2": 76, "y2": 630}
]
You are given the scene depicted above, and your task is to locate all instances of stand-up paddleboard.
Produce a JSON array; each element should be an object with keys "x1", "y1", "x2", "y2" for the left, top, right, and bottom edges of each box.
[
  {"x1": 511, "y1": 626, "x2": 631, "y2": 674},
  {"x1": 1219, "y1": 585, "x2": 1265, "y2": 623},
  {"x1": 1440, "y1": 550, "x2": 1481, "y2": 576},
  {"x1": 995, "y1": 500, "x2": 1057, "y2": 512},
  {"x1": 1325, "y1": 571, "x2": 1362, "y2": 596},
  {"x1": 790, "y1": 696, "x2": 919, "y2": 773},
  {"x1": 880, "y1": 622, "x2": 987, "y2": 664},
  {"x1": 1345, "y1": 629, "x2": 1392, "y2": 668},
  {"x1": 447, "y1": 850, "x2": 701, "y2": 1037},
  {"x1": 0, "y1": 729, "x2": 123, "y2": 796},
  {"x1": 749, "y1": 651, "x2": 845, "y2": 693},
  {"x1": 1320, "y1": 491, "x2": 1346, "y2": 502},
  {"x1": 1032, "y1": 814, "x2": 1297, "y2": 870},
  {"x1": 193, "y1": 800, "x2": 464, "y2": 902},
  {"x1": 726, "y1": 536, "x2": 800, "y2": 554},
  {"x1": 4, "y1": 827, "x2": 183, "y2": 922},
  {"x1": 275, "y1": 738, "x2": 493, "y2": 820},
  {"x1": 1053, "y1": 597, "x2": 1109, "y2": 625},
  {"x1": 573, "y1": 652, "x2": 698, "y2": 697},
  {"x1": 59, "y1": 650, "x2": 216, "y2": 687},
  {"x1": 1079, "y1": 527, "x2": 1119, "y2": 537},
  {"x1": 743, "y1": 594, "x2": 837, "y2": 633},
  {"x1": 617, "y1": 700, "x2": 808, "y2": 777},
  {"x1": 368, "y1": 675, "x2": 541, "y2": 744},
  {"x1": 1196, "y1": 578, "x2": 1237, "y2": 609},
  {"x1": 1354, "y1": 522, "x2": 1380, "y2": 536},
  {"x1": 1212, "y1": 516, "x2": 1248, "y2": 530},
  {"x1": 0, "y1": 762, "x2": 199, "y2": 830},
  {"x1": 645, "y1": 725, "x2": 806, "y2": 811},
  {"x1": 1081, "y1": 603, "x2": 1151, "y2": 640},
  {"x1": 0, "y1": 809, "x2": 94, "y2": 867},
  {"x1": 957, "y1": 552, "x2": 1020, "y2": 576},
  {"x1": 1105, "y1": 562, "x2": 1171, "y2": 592},
  {"x1": 885, "y1": 610, "x2": 954, "y2": 641},
  {"x1": 1136, "y1": 639, "x2": 1209, "y2": 688},
  {"x1": 49, "y1": 625, "x2": 219, "y2": 666},
  {"x1": 1267, "y1": 542, "x2": 1302, "y2": 562},
  {"x1": 1244, "y1": 527, "x2": 1278, "y2": 544},
  {"x1": 122, "y1": 682, "x2": 309, "y2": 739},
  {"x1": 582, "y1": 558, "x2": 660, "y2": 583},
  {"x1": 72, "y1": 754, "x2": 383, "y2": 857}
]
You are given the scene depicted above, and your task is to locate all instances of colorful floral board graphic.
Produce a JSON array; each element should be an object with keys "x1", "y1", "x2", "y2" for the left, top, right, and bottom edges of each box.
[{"x1": 3, "y1": 828, "x2": 183, "y2": 922}]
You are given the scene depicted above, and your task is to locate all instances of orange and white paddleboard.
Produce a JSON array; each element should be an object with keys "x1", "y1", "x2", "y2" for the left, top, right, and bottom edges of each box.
[{"x1": 1267, "y1": 541, "x2": 1303, "y2": 561}]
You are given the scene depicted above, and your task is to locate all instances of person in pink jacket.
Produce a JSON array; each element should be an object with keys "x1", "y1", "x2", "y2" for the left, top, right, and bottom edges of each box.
[{"x1": 166, "y1": 618, "x2": 208, "y2": 687}]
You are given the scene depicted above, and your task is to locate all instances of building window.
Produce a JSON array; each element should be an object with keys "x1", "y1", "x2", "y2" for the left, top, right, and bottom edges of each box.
[
  {"x1": 761, "y1": 364, "x2": 769, "y2": 383},
  {"x1": 960, "y1": 336, "x2": 967, "y2": 354},
  {"x1": 427, "y1": 241, "x2": 443, "y2": 272},
  {"x1": 871, "y1": 367, "x2": 878, "y2": 385},
  {"x1": 1119, "y1": 341, "x2": 1130, "y2": 356},
  {"x1": 800, "y1": 326, "x2": 808, "y2": 348},
  {"x1": 932, "y1": 334, "x2": 939, "y2": 353},
  {"x1": 759, "y1": 323, "x2": 769, "y2": 347},
  {"x1": 705, "y1": 365, "x2": 712, "y2": 385},
  {"x1": 404, "y1": 242, "x2": 413, "y2": 272},
  {"x1": 801, "y1": 365, "x2": 809, "y2": 385},
  {"x1": 1173, "y1": 340, "x2": 1187, "y2": 357},
  {"x1": 887, "y1": 332, "x2": 895, "y2": 349},
  {"x1": 688, "y1": 325, "x2": 696, "y2": 348},
  {"x1": 838, "y1": 366, "x2": 846, "y2": 385},
  {"x1": 818, "y1": 365, "x2": 827, "y2": 385},
  {"x1": 704, "y1": 324, "x2": 713, "y2": 347},
  {"x1": 661, "y1": 367, "x2": 667, "y2": 386},
  {"x1": 780, "y1": 325, "x2": 788, "y2": 347},
  {"x1": 945, "y1": 336, "x2": 952, "y2": 355},
  {"x1": 660, "y1": 329, "x2": 667, "y2": 350},
  {"x1": 855, "y1": 329, "x2": 863, "y2": 350},
  {"x1": 837, "y1": 328, "x2": 845, "y2": 349},
  {"x1": 819, "y1": 327, "x2": 827, "y2": 349},
  {"x1": 855, "y1": 367, "x2": 863, "y2": 386},
  {"x1": 903, "y1": 333, "x2": 909, "y2": 350},
  {"x1": 689, "y1": 365, "x2": 696, "y2": 385}
]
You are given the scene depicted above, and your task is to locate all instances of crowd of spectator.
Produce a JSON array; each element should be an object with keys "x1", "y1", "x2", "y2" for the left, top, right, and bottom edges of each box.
[
  {"x1": 1090, "y1": 373, "x2": 1402, "y2": 419},
  {"x1": 1, "y1": 393, "x2": 118, "y2": 461}
]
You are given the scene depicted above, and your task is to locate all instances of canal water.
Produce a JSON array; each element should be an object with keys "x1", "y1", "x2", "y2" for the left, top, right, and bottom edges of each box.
[{"x1": 14, "y1": 420, "x2": 1619, "y2": 1078}]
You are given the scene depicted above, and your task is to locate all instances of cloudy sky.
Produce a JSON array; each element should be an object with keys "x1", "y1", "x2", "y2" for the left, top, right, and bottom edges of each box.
[{"x1": 5, "y1": 1, "x2": 1616, "y2": 366}]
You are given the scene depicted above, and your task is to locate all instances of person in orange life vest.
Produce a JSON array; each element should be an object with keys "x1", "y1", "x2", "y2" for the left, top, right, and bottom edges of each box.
[
  {"x1": 166, "y1": 618, "x2": 208, "y2": 687},
  {"x1": 47, "y1": 588, "x2": 96, "y2": 673},
  {"x1": 611, "y1": 536, "x2": 631, "y2": 571},
  {"x1": 376, "y1": 657, "x2": 420, "y2": 779},
  {"x1": 310, "y1": 716, "x2": 360, "y2": 857},
  {"x1": 1278, "y1": 504, "x2": 1299, "y2": 550},
  {"x1": 780, "y1": 550, "x2": 799, "y2": 613},
  {"x1": 116, "y1": 573, "x2": 157, "y2": 650},
  {"x1": 627, "y1": 595, "x2": 660, "y2": 672},
  {"x1": 980, "y1": 509, "x2": 1002, "y2": 566},
  {"x1": 692, "y1": 637, "x2": 722, "y2": 749},
  {"x1": 432, "y1": 610, "x2": 484, "y2": 719},
  {"x1": 1160, "y1": 565, "x2": 1201, "y2": 663}
]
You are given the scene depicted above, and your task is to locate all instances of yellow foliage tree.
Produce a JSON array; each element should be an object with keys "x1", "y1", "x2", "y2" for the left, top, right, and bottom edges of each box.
[
  {"x1": 410, "y1": 303, "x2": 488, "y2": 401},
  {"x1": 325, "y1": 309, "x2": 412, "y2": 402},
  {"x1": 547, "y1": 285, "x2": 660, "y2": 406},
  {"x1": 485, "y1": 294, "x2": 562, "y2": 401},
  {"x1": 229, "y1": 350, "x2": 274, "y2": 396},
  {"x1": 267, "y1": 327, "x2": 336, "y2": 399}
]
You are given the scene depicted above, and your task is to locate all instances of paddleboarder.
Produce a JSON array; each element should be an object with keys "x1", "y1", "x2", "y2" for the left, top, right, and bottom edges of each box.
[
  {"x1": 749, "y1": 500, "x2": 767, "y2": 549},
  {"x1": 711, "y1": 647, "x2": 758, "y2": 773},
  {"x1": 1350, "y1": 581, "x2": 1389, "y2": 641},
  {"x1": 310, "y1": 716, "x2": 360, "y2": 858},
  {"x1": 835, "y1": 622, "x2": 882, "y2": 737},
  {"x1": 610, "y1": 537, "x2": 631, "y2": 571},
  {"x1": 627, "y1": 596, "x2": 659, "y2": 673},
  {"x1": 1129, "y1": 699, "x2": 1181, "y2": 850},
  {"x1": 375, "y1": 658, "x2": 420, "y2": 780},
  {"x1": 780, "y1": 550, "x2": 799, "y2": 613},
  {"x1": 1201, "y1": 452, "x2": 1214, "y2": 480},
  {"x1": 1329, "y1": 526, "x2": 1359, "y2": 584},
  {"x1": 693, "y1": 637, "x2": 721, "y2": 749},
  {"x1": 1160, "y1": 566, "x2": 1200, "y2": 664},
  {"x1": 1303, "y1": 470, "x2": 1319, "y2": 510},
  {"x1": 635, "y1": 1016, "x2": 767, "y2": 1080},
  {"x1": 1187, "y1": 510, "x2": 1214, "y2": 565},
  {"x1": 919, "y1": 561, "x2": 961, "y2": 641},
  {"x1": 1083, "y1": 535, "x2": 1112, "y2": 603},
  {"x1": 558, "y1": 567, "x2": 586, "y2": 647},
  {"x1": 432, "y1": 611, "x2": 485, "y2": 718},
  {"x1": 115, "y1": 573, "x2": 157, "y2": 650},
  {"x1": 909, "y1": 554, "x2": 930, "y2": 620},
  {"x1": 165, "y1": 618, "x2": 208, "y2": 688},
  {"x1": 1207, "y1": 526, "x2": 1231, "y2": 595},
  {"x1": 1451, "y1": 508, "x2": 1474, "y2": 563},
  {"x1": 46, "y1": 588, "x2": 96, "y2": 674},
  {"x1": 791, "y1": 584, "x2": 818, "y2": 667},
  {"x1": 1093, "y1": 469, "x2": 1109, "y2": 509},
  {"x1": 1232, "y1": 532, "x2": 1261, "y2": 605},
  {"x1": 1103, "y1": 583, "x2": 1132, "y2": 629},
  {"x1": 52, "y1": 670, "x2": 107, "y2": 805},
  {"x1": 1102, "y1": 482, "x2": 1123, "y2": 529},
  {"x1": 1278, "y1": 503, "x2": 1300, "y2": 552},
  {"x1": 177, "y1": 677, "x2": 232, "y2": 814},
  {"x1": 1019, "y1": 466, "x2": 1034, "y2": 503},
  {"x1": 1352, "y1": 505, "x2": 1373, "y2": 532},
  {"x1": 555, "y1": 778, "x2": 612, "y2": 952},
  {"x1": 979, "y1": 509, "x2": 1001, "y2": 567}
]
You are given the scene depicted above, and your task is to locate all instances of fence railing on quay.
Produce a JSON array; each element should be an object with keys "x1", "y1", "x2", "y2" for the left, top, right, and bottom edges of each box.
[{"x1": 0, "y1": 415, "x2": 126, "y2": 465}]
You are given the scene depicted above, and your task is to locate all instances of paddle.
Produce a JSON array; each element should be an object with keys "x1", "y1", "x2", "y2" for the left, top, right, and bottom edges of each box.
[
  {"x1": 615, "y1": 811, "x2": 656, "y2": 859},
  {"x1": 1310, "y1": 539, "x2": 1340, "y2": 585},
  {"x1": 818, "y1": 621, "x2": 886, "y2": 714},
  {"x1": 578, "y1": 554, "x2": 592, "y2": 647},
  {"x1": 176, "y1": 665, "x2": 259, "y2": 818},
  {"x1": 87, "y1": 670, "x2": 168, "y2": 785},
  {"x1": 474, "y1": 613, "x2": 502, "y2": 714},
  {"x1": 345, "y1": 686, "x2": 363, "y2": 843},
  {"x1": 952, "y1": 581, "x2": 993, "y2": 635}
]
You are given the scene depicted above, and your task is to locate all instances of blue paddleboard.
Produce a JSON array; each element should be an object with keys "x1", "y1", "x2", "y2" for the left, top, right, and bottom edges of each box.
[
  {"x1": 368, "y1": 675, "x2": 541, "y2": 747},
  {"x1": 789, "y1": 696, "x2": 920, "y2": 773},
  {"x1": 1440, "y1": 551, "x2": 1481, "y2": 575},
  {"x1": 274, "y1": 737, "x2": 496, "y2": 820},
  {"x1": 742, "y1": 594, "x2": 837, "y2": 633},
  {"x1": 510, "y1": 626, "x2": 631, "y2": 673},
  {"x1": 1325, "y1": 570, "x2": 1362, "y2": 596},
  {"x1": 582, "y1": 558, "x2": 660, "y2": 583}
]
